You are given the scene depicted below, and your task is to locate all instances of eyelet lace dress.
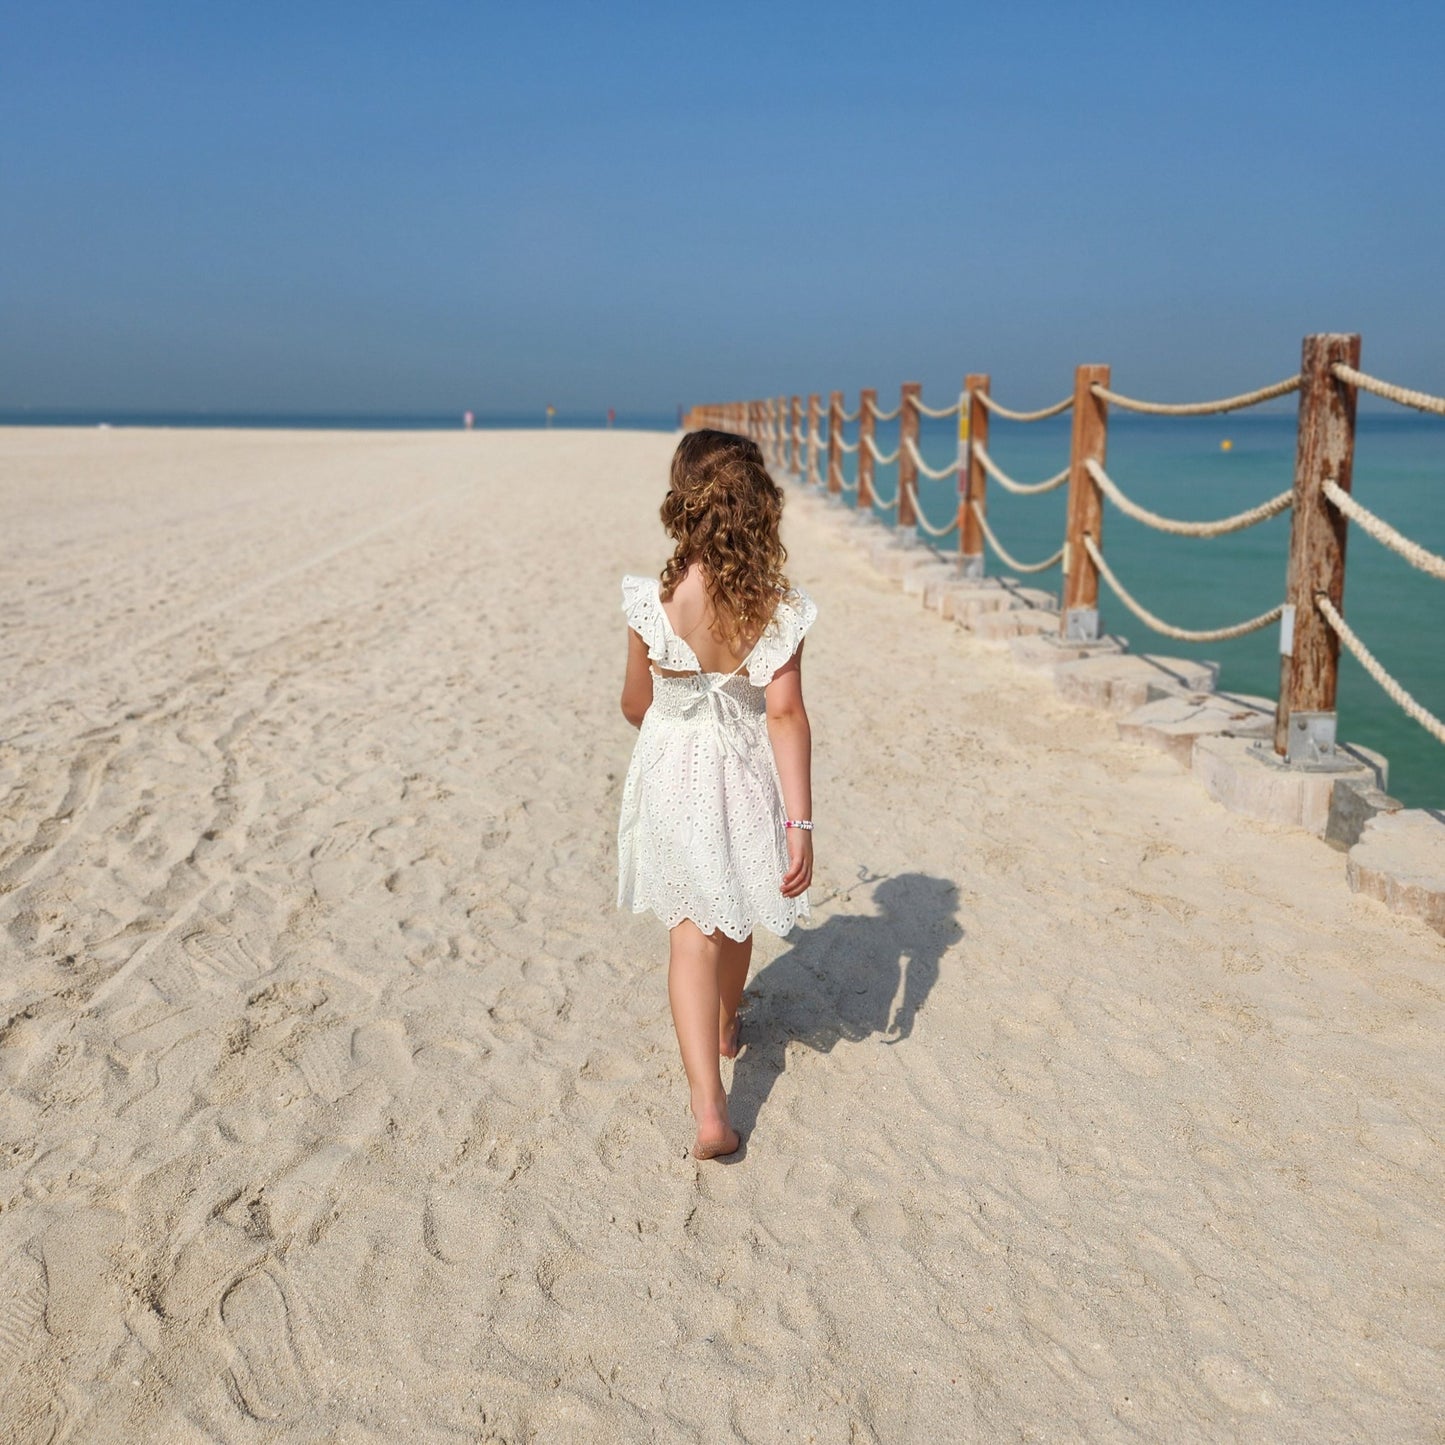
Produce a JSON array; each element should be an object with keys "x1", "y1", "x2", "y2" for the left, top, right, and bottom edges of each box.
[{"x1": 617, "y1": 574, "x2": 818, "y2": 941}]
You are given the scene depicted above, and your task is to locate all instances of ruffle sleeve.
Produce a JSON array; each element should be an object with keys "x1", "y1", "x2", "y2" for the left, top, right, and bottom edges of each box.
[
  {"x1": 620, "y1": 574, "x2": 669, "y2": 662},
  {"x1": 746, "y1": 586, "x2": 818, "y2": 687}
]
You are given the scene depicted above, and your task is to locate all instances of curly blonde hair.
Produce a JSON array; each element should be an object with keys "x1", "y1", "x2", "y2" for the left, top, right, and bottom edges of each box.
[{"x1": 658, "y1": 430, "x2": 790, "y2": 650}]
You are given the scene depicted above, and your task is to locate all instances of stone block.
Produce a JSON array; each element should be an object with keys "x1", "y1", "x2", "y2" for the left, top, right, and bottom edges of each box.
[
  {"x1": 1192, "y1": 735, "x2": 1388, "y2": 837},
  {"x1": 971, "y1": 608, "x2": 1058, "y2": 641},
  {"x1": 1116, "y1": 690, "x2": 1276, "y2": 768},
  {"x1": 942, "y1": 586, "x2": 1013, "y2": 624},
  {"x1": 1009, "y1": 632, "x2": 1127, "y2": 672},
  {"x1": 1347, "y1": 810, "x2": 1445, "y2": 935},
  {"x1": 902, "y1": 560, "x2": 964, "y2": 597},
  {"x1": 1327, "y1": 779, "x2": 1404, "y2": 851},
  {"x1": 1055, "y1": 654, "x2": 1219, "y2": 716},
  {"x1": 869, "y1": 534, "x2": 928, "y2": 576},
  {"x1": 1006, "y1": 586, "x2": 1058, "y2": 613}
]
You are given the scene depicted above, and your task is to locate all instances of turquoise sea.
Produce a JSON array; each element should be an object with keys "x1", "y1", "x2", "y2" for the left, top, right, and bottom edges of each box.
[{"x1": 828, "y1": 409, "x2": 1444, "y2": 808}]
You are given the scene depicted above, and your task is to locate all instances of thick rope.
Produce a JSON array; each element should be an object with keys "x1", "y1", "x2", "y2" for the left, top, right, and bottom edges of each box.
[
  {"x1": 974, "y1": 391, "x2": 1073, "y2": 423},
  {"x1": 900, "y1": 480, "x2": 958, "y2": 537},
  {"x1": 903, "y1": 436, "x2": 961, "y2": 480},
  {"x1": 839, "y1": 405, "x2": 860, "y2": 422},
  {"x1": 839, "y1": 474, "x2": 859, "y2": 492},
  {"x1": 1083, "y1": 536, "x2": 1282, "y2": 642},
  {"x1": 1323, "y1": 479, "x2": 1445, "y2": 581},
  {"x1": 1316, "y1": 595, "x2": 1445, "y2": 746},
  {"x1": 869, "y1": 473, "x2": 900, "y2": 509},
  {"x1": 864, "y1": 434, "x2": 901, "y2": 466},
  {"x1": 1085, "y1": 459, "x2": 1293, "y2": 536},
  {"x1": 971, "y1": 502, "x2": 1064, "y2": 574},
  {"x1": 913, "y1": 394, "x2": 964, "y2": 419},
  {"x1": 837, "y1": 436, "x2": 859, "y2": 454},
  {"x1": 1332, "y1": 364, "x2": 1445, "y2": 417},
  {"x1": 1091, "y1": 374, "x2": 1300, "y2": 416},
  {"x1": 867, "y1": 398, "x2": 903, "y2": 422},
  {"x1": 809, "y1": 429, "x2": 827, "y2": 450},
  {"x1": 973, "y1": 444, "x2": 1070, "y2": 496}
]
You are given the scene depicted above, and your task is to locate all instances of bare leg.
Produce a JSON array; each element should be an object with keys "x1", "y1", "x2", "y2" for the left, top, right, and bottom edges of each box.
[
  {"x1": 718, "y1": 932, "x2": 753, "y2": 1058},
  {"x1": 668, "y1": 920, "x2": 740, "y2": 1158}
]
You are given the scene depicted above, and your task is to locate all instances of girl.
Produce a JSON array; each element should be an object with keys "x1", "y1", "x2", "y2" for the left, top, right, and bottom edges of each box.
[{"x1": 617, "y1": 429, "x2": 817, "y2": 1161}]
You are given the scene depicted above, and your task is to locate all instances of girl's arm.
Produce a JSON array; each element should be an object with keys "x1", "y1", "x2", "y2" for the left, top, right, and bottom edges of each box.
[
  {"x1": 764, "y1": 642, "x2": 812, "y2": 899},
  {"x1": 620, "y1": 627, "x2": 654, "y2": 728}
]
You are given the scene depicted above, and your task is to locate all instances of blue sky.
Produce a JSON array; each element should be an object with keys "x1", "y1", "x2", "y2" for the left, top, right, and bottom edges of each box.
[{"x1": 3, "y1": 1, "x2": 1442, "y2": 415}]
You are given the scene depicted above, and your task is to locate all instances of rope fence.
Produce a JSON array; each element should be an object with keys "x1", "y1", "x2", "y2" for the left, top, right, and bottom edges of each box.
[
  {"x1": 1092, "y1": 374, "x2": 1301, "y2": 417},
  {"x1": 900, "y1": 480, "x2": 958, "y2": 537},
  {"x1": 1322, "y1": 478, "x2": 1445, "y2": 581},
  {"x1": 1085, "y1": 459, "x2": 1294, "y2": 537},
  {"x1": 972, "y1": 502, "x2": 1063, "y2": 574},
  {"x1": 1083, "y1": 535, "x2": 1284, "y2": 643},
  {"x1": 1332, "y1": 364, "x2": 1445, "y2": 418},
  {"x1": 973, "y1": 445, "x2": 1069, "y2": 496},
  {"x1": 1317, "y1": 595, "x2": 1445, "y2": 746},
  {"x1": 691, "y1": 330, "x2": 1444, "y2": 765},
  {"x1": 913, "y1": 394, "x2": 964, "y2": 419},
  {"x1": 974, "y1": 391, "x2": 1072, "y2": 423},
  {"x1": 903, "y1": 436, "x2": 961, "y2": 481}
]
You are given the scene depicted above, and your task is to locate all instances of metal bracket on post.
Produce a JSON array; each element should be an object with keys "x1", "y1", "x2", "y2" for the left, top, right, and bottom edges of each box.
[
  {"x1": 960, "y1": 553, "x2": 985, "y2": 580},
  {"x1": 1064, "y1": 608, "x2": 1100, "y2": 642},
  {"x1": 1284, "y1": 710, "x2": 1337, "y2": 766}
]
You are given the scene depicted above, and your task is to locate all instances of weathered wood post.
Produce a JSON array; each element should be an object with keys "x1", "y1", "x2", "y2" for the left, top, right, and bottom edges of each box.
[
  {"x1": 898, "y1": 382, "x2": 921, "y2": 532},
  {"x1": 827, "y1": 390, "x2": 843, "y2": 496},
  {"x1": 775, "y1": 395, "x2": 787, "y2": 471},
  {"x1": 1061, "y1": 364, "x2": 1110, "y2": 639},
  {"x1": 805, "y1": 394, "x2": 821, "y2": 485},
  {"x1": 857, "y1": 388, "x2": 877, "y2": 510},
  {"x1": 960, "y1": 373, "x2": 989, "y2": 576},
  {"x1": 789, "y1": 396, "x2": 801, "y2": 476},
  {"x1": 1274, "y1": 333, "x2": 1361, "y2": 760}
]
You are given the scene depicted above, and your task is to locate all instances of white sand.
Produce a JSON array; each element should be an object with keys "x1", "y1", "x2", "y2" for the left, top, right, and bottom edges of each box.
[{"x1": 1, "y1": 426, "x2": 1442, "y2": 1442}]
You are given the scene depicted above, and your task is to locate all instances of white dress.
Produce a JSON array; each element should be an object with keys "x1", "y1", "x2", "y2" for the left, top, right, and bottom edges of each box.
[{"x1": 616, "y1": 574, "x2": 818, "y2": 941}]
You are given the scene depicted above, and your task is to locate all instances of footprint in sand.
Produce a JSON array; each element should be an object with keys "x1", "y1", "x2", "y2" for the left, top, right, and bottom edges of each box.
[
  {"x1": 0, "y1": 1245, "x2": 48, "y2": 1396},
  {"x1": 220, "y1": 1270, "x2": 307, "y2": 1422}
]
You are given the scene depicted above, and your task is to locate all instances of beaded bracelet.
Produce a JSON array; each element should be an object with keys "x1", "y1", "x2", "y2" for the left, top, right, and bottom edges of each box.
[{"x1": 784, "y1": 819, "x2": 814, "y2": 831}]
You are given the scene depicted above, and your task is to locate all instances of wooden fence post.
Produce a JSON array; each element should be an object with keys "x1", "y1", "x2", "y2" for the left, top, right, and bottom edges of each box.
[
  {"x1": 789, "y1": 396, "x2": 801, "y2": 475},
  {"x1": 898, "y1": 382, "x2": 921, "y2": 532},
  {"x1": 960, "y1": 373, "x2": 989, "y2": 577},
  {"x1": 775, "y1": 395, "x2": 786, "y2": 471},
  {"x1": 827, "y1": 390, "x2": 843, "y2": 496},
  {"x1": 1060, "y1": 364, "x2": 1110, "y2": 638},
  {"x1": 1274, "y1": 333, "x2": 1361, "y2": 759},
  {"x1": 805, "y1": 394, "x2": 820, "y2": 485},
  {"x1": 858, "y1": 389, "x2": 876, "y2": 510}
]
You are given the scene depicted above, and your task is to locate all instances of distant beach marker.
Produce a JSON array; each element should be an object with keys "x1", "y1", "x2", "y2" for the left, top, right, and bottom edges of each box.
[
  {"x1": 463, "y1": 409, "x2": 474, "y2": 431},
  {"x1": 1221, "y1": 438, "x2": 1233, "y2": 451},
  {"x1": 546, "y1": 404, "x2": 556, "y2": 429}
]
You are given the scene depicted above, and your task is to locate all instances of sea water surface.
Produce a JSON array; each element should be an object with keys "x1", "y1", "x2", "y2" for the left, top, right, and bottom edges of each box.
[{"x1": 835, "y1": 409, "x2": 1443, "y2": 808}]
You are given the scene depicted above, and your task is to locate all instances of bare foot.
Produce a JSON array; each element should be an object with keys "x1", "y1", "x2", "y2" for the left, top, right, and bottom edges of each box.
[
  {"x1": 691, "y1": 1102, "x2": 740, "y2": 1160},
  {"x1": 692, "y1": 1124, "x2": 741, "y2": 1160},
  {"x1": 719, "y1": 1014, "x2": 741, "y2": 1059}
]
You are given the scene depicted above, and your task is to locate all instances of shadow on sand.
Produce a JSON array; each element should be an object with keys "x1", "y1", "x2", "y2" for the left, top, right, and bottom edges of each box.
[{"x1": 727, "y1": 872, "x2": 962, "y2": 1146}]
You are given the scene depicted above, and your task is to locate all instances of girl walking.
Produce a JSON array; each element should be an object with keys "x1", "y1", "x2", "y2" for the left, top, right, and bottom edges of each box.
[{"x1": 617, "y1": 430, "x2": 817, "y2": 1160}]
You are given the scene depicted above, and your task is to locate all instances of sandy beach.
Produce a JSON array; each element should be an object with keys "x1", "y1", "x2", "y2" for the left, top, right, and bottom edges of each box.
[{"x1": 2, "y1": 425, "x2": 1442, "y2": 1442}]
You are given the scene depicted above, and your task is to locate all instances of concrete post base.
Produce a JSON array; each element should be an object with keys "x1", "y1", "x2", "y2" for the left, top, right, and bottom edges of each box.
[
  {"x1": 1192, "y1": 735, "x2": 1388, "y2": 838},
  {"x1": 1010, "y1": 632, "x2": 1126, "y2": 673},
  {"x1": 1116, "y1": 691, "x2": 1276, "y2": 768},
  {"x1": 972, "y1": 608, "x2": 1059, "y2": 642},
  {"x1": 1347, "y1": 810, "x2": 1445, "y2": 935},
  {"x1": 902, "y1": 560, "x2": 966, "y2": 597},
  {"x1": 1054, "y1": 654, "x2": 1220, "y2": 716}
]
